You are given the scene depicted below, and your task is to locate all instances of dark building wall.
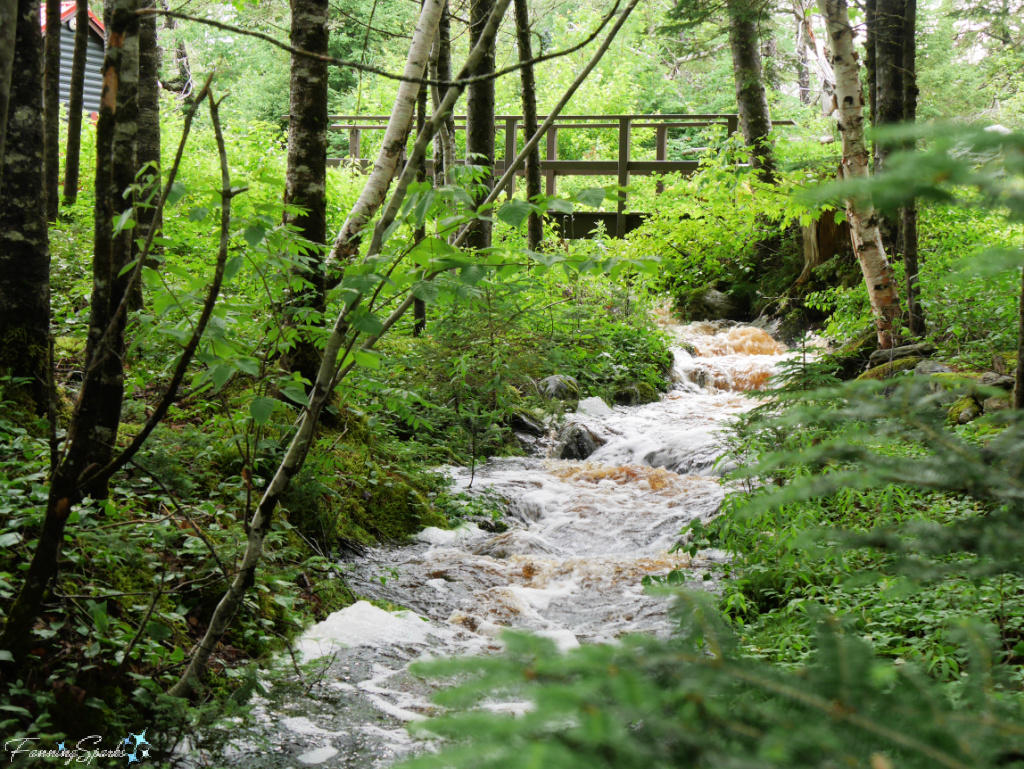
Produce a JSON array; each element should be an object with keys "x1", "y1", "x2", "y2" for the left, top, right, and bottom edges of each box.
[{"x1": 55, "y1": 14, "x2": 105, "y2": 113}]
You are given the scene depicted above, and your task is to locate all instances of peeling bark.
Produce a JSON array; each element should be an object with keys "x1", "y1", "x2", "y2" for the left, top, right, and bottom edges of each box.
[
  {"x1": 0, "y1": 0, "x2": 50, "y2": 412},
  {"x1": 62, "y1": 0, "x2": 91, "y2": 205},
  {"x1": 818, "y1": 0, "x2": 901, "y2": 349},
  {"x1": 326, "y1": 0, "x2": 443, "y2": 274}
]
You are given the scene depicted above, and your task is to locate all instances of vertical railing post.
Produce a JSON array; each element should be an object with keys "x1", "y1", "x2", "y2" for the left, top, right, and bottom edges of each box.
[
  {"x1": 726, "y1": 115, "x2": 739, "y2": 136},
  {"x1": 655, "y1": 123, "x2": 667, "y2": 195},
  {"x1": 504, "y1": 117, "x2": 517, "y2": 199},
  {"x1": 545, "y1": 124, "x2": 557, "y2": 197},
  {"x1": 349, "y1": 126, "x2": 361, "y2": 168},
  {"x1": 616, "y1": 116, "x2": 631, "y2": 238}
]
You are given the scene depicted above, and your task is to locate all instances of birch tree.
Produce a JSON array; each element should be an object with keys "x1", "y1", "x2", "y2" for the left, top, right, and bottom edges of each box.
[{"x1": 818, "y1": 0, "x2": 901, "y2": 349}]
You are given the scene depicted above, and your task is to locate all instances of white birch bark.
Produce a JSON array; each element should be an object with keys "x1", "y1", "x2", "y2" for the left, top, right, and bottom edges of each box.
[
  {"x1": 818, "y1": 0, "x2": 901, "y2": 349},
  {"x1": 326, "y1": 0, "x2": 443, "y2": 271}
]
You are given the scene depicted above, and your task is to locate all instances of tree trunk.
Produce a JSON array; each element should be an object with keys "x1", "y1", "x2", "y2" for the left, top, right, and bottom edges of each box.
[
  {"x1": 873, "y1": 0, "x2": 904, "y2": 252},
  {"x1": 514, "y1": 0, "x2": 542, "y2": 251},
  {"x1": 1016, "y1": 264, "x2": 1024, "y2": 410},
  {"x1": 128, "y1": 0, "x2": 162, "y2": 311},
  {"x1": 726, "y1": 0, "x2": 776, "y2": 185},
  {"x1": 464, "y1": 0, "x2": 497, "y2": 249},
  {"x1": 42, "y1": 0, "x2": 61, "y2": 221},
  {"x1": 796, "y1": 17, "x2": 811, "y2": 105},
  {"x1": 0, "y1": 0, "x2": 144, "y2": 659},
  {"x1": 431, "y1": 0, "x2": 455, "y2": 187},
  {"x1": 901, "y1": 0, "x2": 924, "y2": 337},
  {"x1": 325, "y1": 0, "x2": 443, "y2": 273},
  {"x1": 818, "y1": 0, "x2": 901, "y2": 349},
  {"x1": 0, "y1": 0, "x2": 16, "y2": 171},
  {"x1": 864, "y1": 0, "x2": 877, "y2": 132},
  {"x1": 282, "y1": 0, "x2": 329, "y2": 383},
  {"x1": 62, "y1": 0, "x2": 90, "y2": 206},
  {"x1": 413, "y1": 79, "x2": 427, "y2": 337},
  {"x1": 0, "y1": 0, "x2": 51, "y2": 412},
  {"x1": 81, "y1": 0, "x2": 140, "y2": 499}
]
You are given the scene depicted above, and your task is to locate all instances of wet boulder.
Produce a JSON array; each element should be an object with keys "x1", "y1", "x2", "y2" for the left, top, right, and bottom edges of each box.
[
  {"x1": 983, "y1": 394, "x2": 1011, "y2": 413},
  {"x1": 554, "y1": 423, "x2": 605, "y2": 461},
  {"x1": 612, "y1": 381, "x2": 660, "y2": 406},
  {"x1": 856, "y1": 357, "x2": 922, "y2": 381},
  {"x1": 509, "y1": 408, "x2": 546, "y2": 437},
  {"x1": 538, "y1": 375, "x2": 580, "y2": 405},
  {"x1": 577, "y1": 396, "x2": 613, "y2": 417},
  {"x1": 696, "y1": 288, "x2": 738, "y2": 320}
]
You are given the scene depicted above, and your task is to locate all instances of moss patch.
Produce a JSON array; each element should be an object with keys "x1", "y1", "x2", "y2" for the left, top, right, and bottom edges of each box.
[
  {"x1": 612, "y1": 381, "x2": 660, "y2": 406},
  {"x1": 856, "y1": 356, "x2": 923, "y2": 381},
  {"x1": 947, "y1": 396, "x2": 982, "y2": 425}
]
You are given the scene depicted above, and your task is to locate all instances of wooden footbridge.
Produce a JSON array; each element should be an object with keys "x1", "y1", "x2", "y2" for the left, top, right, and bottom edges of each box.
[{"x1": 328, "y1": 113, "x2": 792, "y2": 239}]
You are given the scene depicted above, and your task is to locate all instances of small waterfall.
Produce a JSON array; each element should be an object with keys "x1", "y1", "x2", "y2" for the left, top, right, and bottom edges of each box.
[{"x1": 215, "y1": 321, "x2": 788, "y2": 767}]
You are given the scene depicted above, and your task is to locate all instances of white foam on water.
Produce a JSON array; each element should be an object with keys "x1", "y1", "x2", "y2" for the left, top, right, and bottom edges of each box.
[
  {"x1": 297, "y1": 601, "x2": 447, "y2": 660},
  {"x1": 297, "y1": 746, "x2": 339, "y2": 764}
]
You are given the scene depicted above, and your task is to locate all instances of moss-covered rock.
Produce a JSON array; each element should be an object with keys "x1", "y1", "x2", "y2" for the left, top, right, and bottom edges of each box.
[
  {"x1": 983, "y1": 394, "x2": 1012, "y2": 413},
  {"x1": 833, "y1": 327, "x2": 879, "y2": 380},
  {"x1": 947, "y1": 396, "x2": 982, "y2": 425},
  {"x1": 612, "y1": 381, "x2": 660, "y2": 406},
  {"x1": 856, "y1": 356, "x2": 923, "y2": 381}
]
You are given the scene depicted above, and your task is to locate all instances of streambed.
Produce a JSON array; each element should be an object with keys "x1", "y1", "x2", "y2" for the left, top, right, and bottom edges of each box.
[{"x1": 206, "y1": 322, "x2": 788, "y2": 768}]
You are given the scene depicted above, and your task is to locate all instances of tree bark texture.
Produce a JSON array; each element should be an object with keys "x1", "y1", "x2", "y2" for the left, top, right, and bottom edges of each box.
[
  {"x1": 901, "y1": 0, "x2": 924, "y2": 336},
  {"x1": 818, "y1": 0, "x2": 901, "y2": 349},
  {"x1": 43, "y1": 0, "x2": 61, "y2": 221},
  {"x1": 0, "y1": 0, "x2": 51, "y2": 412},
  {"x1": 864, "y1": 0, "x2": 877, "y2": 130},
  {"x1": 62, "y1": 0, "x2": 91, "y2": 205},
  {"x1": 0, "y1": 0, "x2": 144, "y2": 659},
  {"x1": 872, "y1": 0, "x2": 904, "y2": 252},
  {"x1": 326, "y1": 0, "x2": 442, "y2": 272},
  {"x1": 0, "y1": 0, "x2": 16, "y2": 171},
  {"x1": 514, "y1": 0, "x2": 542, "y2": 251},
  {"x1": 283, "y1": 0, "x2": 329, "y2": 383},
  {"x1": 464, "y1": 0, "x2": 497, "y2": 249},
  {"x1": 80, "y1": 0, "x2": 140, "y2": 499},
  {"x1": 1016, "y1": 265, "x2": 1024, "y2": 410},
  {"x1": 796, "y1": 18, "x2": 811, "y2": 105},
  {"x1": 726, "y1": 0, "x2": 776, "y2": 184},
  {"x1": 413, "y1": 80, "x2": 427, "y2": 337},
  {"x1": 128, "y1": 0, "x2": 162, "y2": 310},
  {"x1": 430, "y1": 1, "x2": 455, "y2": 188}
]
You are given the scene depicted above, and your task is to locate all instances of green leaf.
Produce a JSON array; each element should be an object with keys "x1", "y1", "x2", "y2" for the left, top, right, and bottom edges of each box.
[
  {"x1": 114, "y1": 209, "x2": 137, "y2": 234},
  {"x1": 188, "y1": 206, "x2": 209, "y2": 222},
  {"x1": 145, "y1": 621, "x2": 172, "y2": 641},
  {"x1": 459, "y1": 264, "x2": 488, "y2": 285},
  {"x1": 244, "y1": 225, "x2": 267, "y2": 249},
  {"x1": 224, "y1": 255, "x2": 245, "y2": 282},
  {"x1": 209, "y1": 364, "x2": 235, "y2": 392},
  {"x1": 411, "y1": 281, "x2": 441, "y2": 303},
  {"x1": 117, "y1": 258, "x2": 140, "y2": 278},
  {"x1": 496, "y1": 199, "x2": 534, "y2": 228},
  {"x1": 281, "y1": 384, "x2": 309, "y2": 406},
  {"x1": 250, "y1": 396, "x2": 278, "y2": 426},
  {"x1": 0, "y1": 532, "x2": 23, "y2": 547},
  {"x1": 547, "y1": 198, "x2": 573, "y2": 214},
  {"x1": 0, "y1": 650, "x2": 13, "y2": 662},
  {"x1": 574, "y1": 187, "x2": 605, "y2": 207},
  {"x1": 166, "y1": 181, "x2": 187, "y2": 207},
  {"x1": 413, "y1": 188, "x2": 437, "y2": 227},
  {"x1": 349, "y1": 310, "x2": 385, "y2": 336},
  {"x1": 354, "y1": 350, "x2": 381, "y2": 369}
]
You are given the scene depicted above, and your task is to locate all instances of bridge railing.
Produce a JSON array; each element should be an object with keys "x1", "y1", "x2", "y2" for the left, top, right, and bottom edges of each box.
[{"x1": 324, "y1": 113, "x2": 795, "y2": 238}]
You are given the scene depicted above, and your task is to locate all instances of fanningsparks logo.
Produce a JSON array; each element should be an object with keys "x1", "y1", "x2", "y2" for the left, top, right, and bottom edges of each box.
[{"x1": 4, "y1": 729, "x2": 152, "y2": 764}]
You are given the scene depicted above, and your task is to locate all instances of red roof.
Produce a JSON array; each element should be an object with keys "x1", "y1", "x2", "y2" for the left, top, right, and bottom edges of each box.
[{"x1": 40, "y1": 1, "x2": 105, "y2": 37}]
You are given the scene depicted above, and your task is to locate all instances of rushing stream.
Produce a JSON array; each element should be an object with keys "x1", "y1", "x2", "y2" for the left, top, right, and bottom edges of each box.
[{"x1": 208, "y1": 321, "x2": 788, "y2": 768}]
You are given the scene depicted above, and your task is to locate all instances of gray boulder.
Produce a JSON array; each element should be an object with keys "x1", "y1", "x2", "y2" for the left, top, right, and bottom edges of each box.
[
  {"x1": 979, "y1": 372, "x2": 1016, "y2": 390},
  {"x1": 983, "y1": 395, "x2": 1011, "y2": 413},
  {"x1": 554, "y1": 423, "x2": 604, "y2": 461},
  {"x1": 538, "y1": 375, "x2": 580, "y2": 403},
  {"x1": 868, "y1": 342, "x2": 936, "y2": 368},
  {"x1": 697, "y1": 288, "x2": 737, "y2": 320},
  {"x1": 510, "y1": 409, "x2": 545, "y2": 437},
  {"x1": 577, "y1": 396, "x2": 613, "y2": 417},
  {"x1": 915, "y1": 361, "x2": 953, "y2": 376}
]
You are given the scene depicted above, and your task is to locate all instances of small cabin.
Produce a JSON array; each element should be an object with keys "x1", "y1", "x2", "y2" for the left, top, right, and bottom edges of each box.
[{"x1": 40, "y1": 1, "x2": 106, "y2": 114}]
